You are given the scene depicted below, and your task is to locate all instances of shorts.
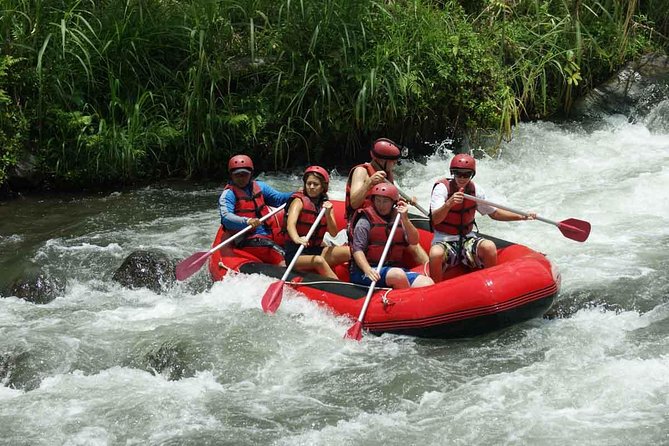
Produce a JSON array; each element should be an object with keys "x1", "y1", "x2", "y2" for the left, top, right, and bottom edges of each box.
[
  {"x1": 238, "y1": 236, "x2": 285, "y2": 265},
  {"x1": 433, "y1": 236, "x2": 485, "y2": 269},
  {"x1": 284, "y1": 242, "x2": 323, "y2": 265},
  {"x1": 349, "y1": 265, "x2": 420, "y2": 288}
]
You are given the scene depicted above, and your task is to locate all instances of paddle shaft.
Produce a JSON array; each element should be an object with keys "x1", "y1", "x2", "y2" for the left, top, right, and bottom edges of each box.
[
  {"x1": 462, "y1": 193, "x2": 557, "y2": 226},
  {"x1": 209, "y1": 203, "x2": 286, "y2": 255},
  {"x1": 384, "y1": 179, "x2": 429, "y2": 216},
  {"x1": 353, "y1": 212, "x2": 402, "y2": 324},
  {"x1": 279, "y1": 207, "x2": 328, "y2": 281}
]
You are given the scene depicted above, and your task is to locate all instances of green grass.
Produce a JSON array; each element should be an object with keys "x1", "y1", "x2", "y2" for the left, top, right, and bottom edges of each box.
[{"x1": 0, "y1": 0, "x2": 662, "y2": 189}]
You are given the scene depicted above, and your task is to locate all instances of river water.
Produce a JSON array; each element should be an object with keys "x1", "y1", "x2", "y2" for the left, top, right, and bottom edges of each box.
[{"x1": 1, "y1": 108, "x2": 668, "y2": 445}]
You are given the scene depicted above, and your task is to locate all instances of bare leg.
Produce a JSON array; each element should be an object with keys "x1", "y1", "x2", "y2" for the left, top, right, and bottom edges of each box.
[
  {"x1": 477, "y1": 240, "x2": 498, "y2": 268},
  {"x1": 384, "y1": 268, "x2": 411, "y2": 289},
  {"x1": 321, "y1": 246, "x2": 351, "y2": 267},
  {"x1": 428, "y1": 244, "x2": 445, "y2": 283},
  {"x1": 295, "y1": 254, "x2": 338, "y2": 280},
  {"x1": 408, "y1": 244, "x2": 429, "y2": 265},
  {"x1": 411, "y1": 275, "x2": 434, "y2": 288}
]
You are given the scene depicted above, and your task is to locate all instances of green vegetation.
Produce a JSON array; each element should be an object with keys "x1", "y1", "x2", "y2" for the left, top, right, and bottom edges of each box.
[{"x1": 0, "y1": 0, "x2": 664, "y2": 190}]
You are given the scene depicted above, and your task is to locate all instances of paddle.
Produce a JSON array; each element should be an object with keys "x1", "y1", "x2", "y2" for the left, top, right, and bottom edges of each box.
[
  {"x1": 462, "y1": 193, "x2": 591, "y2": 242},
  {"x1": 175, "y1": 204, "x2": 287, "y2": 281},
  {"x1": 384, "y1": 179, "x2": 429, "y2": 216},
  {"x1": 345, "y1": 212, "x2": 402, "y2": 341},
  {"x1": 261, "y1": 206, "x2": 328, "y2": 314}
]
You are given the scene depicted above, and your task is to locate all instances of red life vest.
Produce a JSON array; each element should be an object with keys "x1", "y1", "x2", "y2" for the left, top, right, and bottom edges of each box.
[
  {"x1": 344, "y1": 163, "x2": 377, "y2": 220},
  {"x1": 283, "y1": 191, "x2": 328, "y2": 248},
  {"x1": 223, "y1": 181, "x2": 284, "y2": 244},
  {"x1": 350, "y1": 205, "x2": 408, "y2": 266},
  {"x1": 431, "y1": 179, "x2": 477, "y2": 236}
]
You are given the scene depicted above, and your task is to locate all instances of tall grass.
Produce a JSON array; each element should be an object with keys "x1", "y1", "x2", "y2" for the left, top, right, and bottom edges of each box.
[{"x1": 0, "y1": 0, "x2": 661, "y2": 189}]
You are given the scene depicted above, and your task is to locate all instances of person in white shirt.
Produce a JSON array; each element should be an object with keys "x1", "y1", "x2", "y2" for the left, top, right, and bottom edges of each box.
[{"x1": 428, "y1": 154, "x2": 536, "y2": 283}]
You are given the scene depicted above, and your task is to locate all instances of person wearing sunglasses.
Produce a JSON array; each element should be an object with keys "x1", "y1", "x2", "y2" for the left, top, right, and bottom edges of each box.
[
  {"x1": 428, "y1": 154, "x2": 536, "y2": 283},
  {"x1": 345, "y1": 138, "x2": 429, "y2": 265}
]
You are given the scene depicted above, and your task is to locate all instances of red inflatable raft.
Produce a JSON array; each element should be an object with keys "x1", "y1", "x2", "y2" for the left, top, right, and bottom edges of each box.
[{"x1": 209, "y1": 200, "x2": 559, "y2": 338}]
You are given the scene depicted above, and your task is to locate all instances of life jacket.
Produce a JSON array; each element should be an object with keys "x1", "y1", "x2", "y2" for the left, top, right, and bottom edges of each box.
[
  {"x1": 283, "y1": 191, "x2": 328, "y2": 248},
  {"x1": 431, "y1": 179, "x2": 477, "y2": 236},
  {"x1": 223, "y1": 181, "x2": 284, "y2": 244},
  {"x1": 350, "y1": 205, "x2": 408, "y2": 266},
  {"x1": 344, "y1": 163, "x2": 377, "y2": 220}
]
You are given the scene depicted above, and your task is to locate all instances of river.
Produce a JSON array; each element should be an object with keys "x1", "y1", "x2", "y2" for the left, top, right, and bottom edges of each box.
[{"x1": 1, "y1": 108, "x2": 668, "y2": 445}]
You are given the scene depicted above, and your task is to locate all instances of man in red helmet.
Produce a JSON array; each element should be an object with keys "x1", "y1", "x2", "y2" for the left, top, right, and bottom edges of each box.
[
  {"x1": 219, "y1": 154, "x2": 293, "y2": 265},
  {"x1": 349, "y1": 183, "x2": 433, "y2": 289},
  {"x1": 428, "y1": 154, "x2": 536, "y2": 282},
  {"x1": 345, "y1": 138, "x2": 429, "y2": 265}
]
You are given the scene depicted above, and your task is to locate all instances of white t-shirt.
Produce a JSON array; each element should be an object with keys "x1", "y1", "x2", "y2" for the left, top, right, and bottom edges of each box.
[{"x1": 429, "y1": 181, "x2": 496, "y2": 243}]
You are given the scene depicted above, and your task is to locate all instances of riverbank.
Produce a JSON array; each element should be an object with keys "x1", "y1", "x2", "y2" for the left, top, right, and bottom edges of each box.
[{"x1": 2, "y1": 0, "x2": 666, "y2": 195}]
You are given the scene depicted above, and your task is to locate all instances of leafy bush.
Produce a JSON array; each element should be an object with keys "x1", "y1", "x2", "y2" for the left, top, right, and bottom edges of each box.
[
  {"x1": 0, "y1": 56, "x2": 28, "y2": 186},
  {"x1": 0, "y1": 0, "x2": 662, "y2": 190}
]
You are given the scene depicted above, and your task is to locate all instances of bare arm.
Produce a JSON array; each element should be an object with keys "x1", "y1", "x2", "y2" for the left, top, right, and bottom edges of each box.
[
  {"x1": 489, "y1": 208, "x2": 534, "y2": 222},
  {"x1": 286, "y1": 198, "x2": 305, "y2": 244},
  {"x1": 431, "y1": 189, "x2": 463, "y2": 225},
  {"x1": 323, "y1": 201, "x2": 338, "y2": 236},
  {"x1": 353, "y1": 250, "x2": 374, "y2": 276},
  {"x1": 398, "y1": 201, "x2": 420, "y2": 245},
  {"x1": 349, "y1": 167, "x2": 387, "y2": 211}
]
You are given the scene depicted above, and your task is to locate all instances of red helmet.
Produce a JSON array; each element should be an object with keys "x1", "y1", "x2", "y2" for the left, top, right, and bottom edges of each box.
[
  {"x1": 228, "y1": 155, "x2": 254, "y2": 173},
  {"x1": 450, "y1": 154, "x2": 476, "y2": 176},
  {"x1": 303, "y1": 165, "x2": 330, "y2": 192},
  {"x1": 370, "y1": 138, "x2": 401, "y2": 161},
  {"x1": 370, "y1": 183, "x2": 399, "y2": 202}
]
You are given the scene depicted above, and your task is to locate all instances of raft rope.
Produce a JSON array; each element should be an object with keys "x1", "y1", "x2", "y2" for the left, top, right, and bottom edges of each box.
[
  {"x1": 219, "y1": 261, "x2": 394, "y2": 291},
  {"x1": 286, "y1": 279, "x2": 392, "y2": 291}
]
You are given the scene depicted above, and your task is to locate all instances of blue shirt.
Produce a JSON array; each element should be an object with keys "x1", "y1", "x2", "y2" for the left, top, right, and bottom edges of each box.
[{"x1": 218, "y1": 180, "x2": 292, "y2": 236}]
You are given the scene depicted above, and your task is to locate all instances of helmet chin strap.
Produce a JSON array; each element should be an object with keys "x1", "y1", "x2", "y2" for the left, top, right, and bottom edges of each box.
[{"x1": 372, "y1": 158, "x2": 389, "y2": 174}]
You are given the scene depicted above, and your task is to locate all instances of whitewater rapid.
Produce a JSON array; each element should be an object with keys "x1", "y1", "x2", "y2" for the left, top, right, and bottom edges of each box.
[{"x1": 1, "y1": 110, "x2": 668, "y2": 445}]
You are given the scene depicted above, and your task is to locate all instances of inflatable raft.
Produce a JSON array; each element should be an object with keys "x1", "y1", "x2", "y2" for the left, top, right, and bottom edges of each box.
[{"x1": 209, "y1": 201, "x2": 559, "y2": 338}]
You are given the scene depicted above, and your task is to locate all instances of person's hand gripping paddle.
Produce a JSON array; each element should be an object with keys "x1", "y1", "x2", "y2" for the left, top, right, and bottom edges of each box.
[
  {"x1": 175, "y1": 204, "x2": 287, "y2": 281},
  {"x1": 260, "y1": 207, "x2": 328, "y2": 313},
  {"x1": 344, "y1": 212, "x2": 402, "y2": 341}
]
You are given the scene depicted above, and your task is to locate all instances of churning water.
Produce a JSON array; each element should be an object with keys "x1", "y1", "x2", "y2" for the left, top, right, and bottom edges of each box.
[{"x1": 1, "y1": 110, "x2": 668, "y2": 445}]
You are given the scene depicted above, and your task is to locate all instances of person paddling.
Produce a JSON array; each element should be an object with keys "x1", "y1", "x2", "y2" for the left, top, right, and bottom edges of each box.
[
  {"x1": 349, "y1": 183, "x2": 433, "y2": 289},
  {"x1": 283, "y1": 166, "x2": 351, "y2": 279},
  {"x1": 345, "y1": 138, "x2": 429, "y2": 265},
  {"x1": 428, "y1": 154, "x2": 537, "y2": 282},
  {"x1": 219, "y1": 155, "x2": 292, "y2": 266}
]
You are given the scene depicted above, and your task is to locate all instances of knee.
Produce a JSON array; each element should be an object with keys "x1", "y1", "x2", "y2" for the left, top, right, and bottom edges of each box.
[
  {"x1": 339, "y1": 248, "x2": 351, "y2": 262},
  {"x1": 479, "y1": 240, "x2": 496, "y2": 256},
  {"x1": 413, "y1": 276, "x2": 434, "y2": 287},
  {"x1": 313, "y1": 255, "x2": 327, "y2": 267},
  {"x1": 386, "y1": 269, "x2": 409, "y2": 288},
  {"x1": 429, "y1": 246, "x2": 444, "y2": 262}
]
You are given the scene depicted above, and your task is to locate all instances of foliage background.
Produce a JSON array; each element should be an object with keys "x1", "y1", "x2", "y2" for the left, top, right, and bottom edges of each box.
[{"x1": 0, "y1": 0, "x2": 666, "y2": 191}]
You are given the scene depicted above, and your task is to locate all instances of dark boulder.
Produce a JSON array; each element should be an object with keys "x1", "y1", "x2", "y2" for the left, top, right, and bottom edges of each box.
[
  {"x1": 143, "y1": 340, "x2": 196, "y2": 381},
  {"x1": 7, "y1": 273, "x2": 65, "y2": 304},
  {"x1": 0, "y1": 351, "x2": 36, "y2": 390},
  {"x1": 571, "y1": 53, "x2": 669, "y2": 121},
  {"x1": 112, "y1": 250, "x2": 176, "y2": 293}
]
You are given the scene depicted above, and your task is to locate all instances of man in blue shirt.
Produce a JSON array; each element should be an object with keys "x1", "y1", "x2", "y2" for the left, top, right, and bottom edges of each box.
[{"x1": 219, "y1": 155, "x2": 292, "y2": 265}]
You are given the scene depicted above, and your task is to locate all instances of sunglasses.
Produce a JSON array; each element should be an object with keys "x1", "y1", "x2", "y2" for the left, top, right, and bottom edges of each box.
[{"x1": 451, "y1": 170, "x2": 474, "y2": 179}]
